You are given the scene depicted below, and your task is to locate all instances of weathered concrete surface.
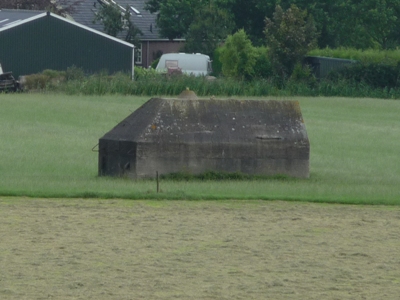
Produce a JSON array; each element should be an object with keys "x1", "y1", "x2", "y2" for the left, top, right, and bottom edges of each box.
[{"x1": 98, "y1": 98, "x2": 310, "y2": 178}]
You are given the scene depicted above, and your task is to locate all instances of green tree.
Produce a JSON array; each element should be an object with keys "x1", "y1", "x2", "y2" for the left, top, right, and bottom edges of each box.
[
  {"x1": 219, "y1": 29, "x2": 258, "y2": 79},
  {"x1": 145, "y1": 0, "x2": 233, "y2": 56},
  {"x1": 285, "y1": 0, "x2": 400, "y2": 49},
  {"x1": 282, "y1": 0, "x2": 346, "y2": 48},
  {"x1": 265, "y1": 4, "x2": 318, "y2": 78},
  {"x1": 227, "y1": 0, "x2": 279, "y2": 46},
  {"x1": 356, "y1": 0, "x2": 400, "y2": 49},
  {"x1": 144, "y1": 0, "x2": 163, "y2": 12},
  {"x1": 94, "y1": 1, "x2": 123, "y2": 37},
  {"x1": 145, "y1": 0, "x2": 197, "y2": 39},
  {"x1": 94, "y1": 2, "x2": 142, "y2": 47},
  {"x1": 145, "y1": 0, "x2": 400, "y2": 50},
  {"x1": 123, "y1": 6, "x2": 143, "y2": 47},
  {"x1": 183, "y1": 2, "x2": 233, "y2": 57}
]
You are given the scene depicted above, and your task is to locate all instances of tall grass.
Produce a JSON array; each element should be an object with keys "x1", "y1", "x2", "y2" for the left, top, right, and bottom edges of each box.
[
  {"x1": 21, "y1": 65, "x2": 400, "y2": 99},
  {"x1": 0, "y1": 93, "x2": 399, "y2": 204},
  {"x1": 54, "y1": 73, "x2": 400, "y2": 99}
]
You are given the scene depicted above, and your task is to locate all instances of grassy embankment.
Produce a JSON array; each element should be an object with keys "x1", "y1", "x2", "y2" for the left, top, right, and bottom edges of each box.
[{"x1": 0, "y1": 93, "x2": 399, "y2": 204}]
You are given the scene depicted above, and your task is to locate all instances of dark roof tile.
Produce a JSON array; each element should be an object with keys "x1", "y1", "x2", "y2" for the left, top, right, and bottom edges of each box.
[
  {"x1": 0, "y1": 9, "x2": 43, "y2": 28},
  {"x1": 65, "y1": 0, "x2": 161, "y2": 40}
]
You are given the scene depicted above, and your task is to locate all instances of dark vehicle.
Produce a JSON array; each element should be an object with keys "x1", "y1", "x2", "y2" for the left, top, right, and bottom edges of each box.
[{"x1": 0, "y1": 64, "x2": 19, "y2": 92}]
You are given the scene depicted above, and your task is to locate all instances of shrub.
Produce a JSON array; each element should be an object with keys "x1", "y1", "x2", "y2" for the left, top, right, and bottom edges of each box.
[
  {"x1": 211, "y1": 47, "x2": 223, "y2": 77},
  {"x1": 253, "y1": 47, "x2": 272, "y2": 78},
  {"x1": 24, "y1": 73, "x2": 50, "y2": 90},
  {"x1": 65, "y1": 66, "x2": 85, "y2": 81},
  {"x1": 289, "y1": 63, "x2": 317, "y2": 88},
  {"x1": 219, "y1": 29, "x2": 258, "y2": 80},
  {"x1": 150, "y1": 58, "x2": 160, "y2": 69},
  {"x1": 134, "y1": 66, "x2": 161, "y2": 80},
  {"x1": 328, "y1": 61, "x2": 400, "y2": 89},
  {"x1": 42, "y1": 69, "x2": 65, "y2": 79}
]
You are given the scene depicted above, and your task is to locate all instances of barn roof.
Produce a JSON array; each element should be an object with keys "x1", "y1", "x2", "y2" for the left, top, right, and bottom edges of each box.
[{"x1": 0, "y1": 9, "x2": 134, "y2": 48}]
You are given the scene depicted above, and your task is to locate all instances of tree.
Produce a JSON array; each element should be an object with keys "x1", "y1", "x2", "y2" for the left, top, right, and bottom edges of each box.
[
  {"x1": 144, "y1": 0, "x2": 164, "y2": 13},
  {"x1": 144, "y1": 0, "x2": 400, "y2": 50},
  {"x1": 145, "y1": 0, "x2": 233, "y2": 56},
  {"x1": 145, "y1": 0, "x2": 198, "y2": 39},
  {"x1": 280, "y1": 0, "x2": 400, "y2": 49},
  {"x1": 219, "y1": 29, "x2": 258, "y2": 79},
  {"x1": 93, "y1": 2, "x2": 142, "y2": 47},
  {"x1": 123, "y1": 7, "x2": 143, "y2": 47},
  {"x1": 277, "y1": 0, "x2": 345, "y2": 48},
  {"x1": 94, "y1": 1, "x2": 124, "y2": 37},
  {"x1": 183, "y1": 2, "x2": 233, "y2": 57},
  {"x1": 265, "y1": 4, "x2": 318, "y2": 79},
  {"x1": 355, "y1": 0, "x2": 400, "y2": 49},
  {"x1": 227, "y1": 0, "x2": 279, "y2": 46}
]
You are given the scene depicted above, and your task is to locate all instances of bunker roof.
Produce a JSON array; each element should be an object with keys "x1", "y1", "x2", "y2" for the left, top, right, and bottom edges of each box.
[{"x1": 101, "y1": 98, "x2": 308, "y2": 144}]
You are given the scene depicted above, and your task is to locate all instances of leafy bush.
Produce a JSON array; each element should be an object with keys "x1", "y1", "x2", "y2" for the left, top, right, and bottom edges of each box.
[
  {"x1": 214, "y1": 45, "x2": 271, "y2": 79},
  {"x1": 150, "y1": 58, "x2": 160, "y2": 69},
  {"x1": 42, "y1": 69, "x2": 65, "y2": 79},
  {"x1": 23, "y1": 69, "x2": 66, "y2": 90},
  {"x1": 219, "y1": 29, "x2": 258, "y2": 79},
  {"x1": 289, "y1": 63, "x2": 317, "y2": 88},
  {"x1": 328, "y1": 62, "x2": 400, "y2": 89},
  {"x1": 65, "y1": 66, "x2": 85, "y2": 81},
  {"x1": 211, "y1": 47, "x2": 223, "y2": 77},
  {"x1": 24, "y1": 74, "x2": 50, "y2": 90},
  {"x1": 134, "y1": 66, "x2": 160, "y2": 80},
  {"x1": 253, "y1": 47, "x2": 273, "y2": 78}
]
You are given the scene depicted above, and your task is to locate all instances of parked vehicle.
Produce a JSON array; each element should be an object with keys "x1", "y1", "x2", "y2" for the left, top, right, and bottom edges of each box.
[
  {"x1": 0, "y1": 63, "x2": 19, "y2": 92},
  {"x1": 156, "y1": 53, "x2": 212, "y2": 76}
]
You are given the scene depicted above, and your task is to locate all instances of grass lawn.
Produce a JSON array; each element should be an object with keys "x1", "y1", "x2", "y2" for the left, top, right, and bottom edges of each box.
[{"x1": 0, "y1": 93, "x2": 399, "y2": 204}]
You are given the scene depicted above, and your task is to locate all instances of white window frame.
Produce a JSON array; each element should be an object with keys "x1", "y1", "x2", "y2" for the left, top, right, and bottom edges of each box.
[{"x1": 135, "y1": 43, "x2": 142, "y2": 65}]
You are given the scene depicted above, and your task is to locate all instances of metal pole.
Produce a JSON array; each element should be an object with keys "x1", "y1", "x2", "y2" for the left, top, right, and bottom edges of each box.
[{"x1": 156, "y1": 171, "x2": 159, "y2": 193}]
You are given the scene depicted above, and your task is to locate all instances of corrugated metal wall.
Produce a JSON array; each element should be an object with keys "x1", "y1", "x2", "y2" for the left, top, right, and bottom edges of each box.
[
  {"x1": 304, "y1": 56, "x2": 356, "y2": 79},
  {"x1": 0, "y1": 14, "x2": 133, "y2": 78}
]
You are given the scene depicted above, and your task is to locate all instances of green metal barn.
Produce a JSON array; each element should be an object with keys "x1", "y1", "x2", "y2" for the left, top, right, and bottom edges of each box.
[
  {"x1": 0, "y1": 9, "x2": 134, "y2": 78},
  {"x1": 304, "y1": 56, "x2": 357, "y2": 79}
]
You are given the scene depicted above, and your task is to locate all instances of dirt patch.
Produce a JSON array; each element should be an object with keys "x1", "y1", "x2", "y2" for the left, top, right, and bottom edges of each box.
[{"x1": 0, "y1": 198, "x2": 399, "y2": 299}]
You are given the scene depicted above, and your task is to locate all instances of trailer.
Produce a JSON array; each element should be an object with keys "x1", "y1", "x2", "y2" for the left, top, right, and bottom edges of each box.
[{"x1": 156, "y1": 53, "x2": 212, "y2": 76}]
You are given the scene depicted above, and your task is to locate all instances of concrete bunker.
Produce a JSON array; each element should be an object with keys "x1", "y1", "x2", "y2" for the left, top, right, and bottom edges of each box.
[{"x1": 98, "y1": 98, "x2": 310, "y2": 178}]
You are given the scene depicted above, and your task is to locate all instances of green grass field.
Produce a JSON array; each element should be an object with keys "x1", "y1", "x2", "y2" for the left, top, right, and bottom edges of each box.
[{"x1": 0, "y1": 93, "x2": 399, "y2": 205}]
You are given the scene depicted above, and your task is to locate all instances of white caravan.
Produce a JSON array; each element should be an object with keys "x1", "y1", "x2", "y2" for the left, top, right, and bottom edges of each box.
[{"x1": 156, "y1": 53, "x2": 212, "y2": 76}]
